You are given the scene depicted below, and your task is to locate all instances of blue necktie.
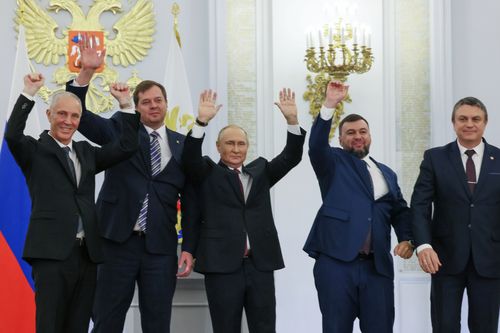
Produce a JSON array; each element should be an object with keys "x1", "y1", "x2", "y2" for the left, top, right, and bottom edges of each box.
[{"x1": 137, "y1": 131, "x2": 161, "y2": 232}]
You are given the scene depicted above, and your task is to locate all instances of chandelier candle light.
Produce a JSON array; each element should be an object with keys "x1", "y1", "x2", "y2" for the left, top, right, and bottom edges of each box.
[{"x1": 303, "y1": 9, "x2": 374, "y2": 138}]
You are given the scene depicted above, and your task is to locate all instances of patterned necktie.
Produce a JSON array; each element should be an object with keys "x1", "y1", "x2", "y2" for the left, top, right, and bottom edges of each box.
[
  {"x1": 137, "y1": 131, "x2": 162, "y2": 232},
  {"x1": 465, "y1": 149, "x2": 476, "y2": 193}
]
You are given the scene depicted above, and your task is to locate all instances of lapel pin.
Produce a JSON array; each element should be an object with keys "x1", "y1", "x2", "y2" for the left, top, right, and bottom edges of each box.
[{"x1": 490, "y1": 156, "x2": 495, "y2": 160}]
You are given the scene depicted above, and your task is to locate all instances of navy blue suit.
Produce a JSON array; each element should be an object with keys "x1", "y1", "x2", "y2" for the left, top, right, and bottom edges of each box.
[
  {"x1": 304, "y1": 116, "x2": 411, "y2": 333},
  {"x1": 67, "y1": 82, "x2": 198, "y2": 333},
  {"x1": 411, "y1": 140, "x2": 500, "y2": 333}
]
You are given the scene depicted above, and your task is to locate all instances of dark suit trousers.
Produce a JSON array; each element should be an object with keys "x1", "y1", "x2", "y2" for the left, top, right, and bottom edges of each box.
[
  {"x1": 431, "y1": 258, "x2": 500, "y2": 333},
  {"x1": 313, "y1": 254, "x2": 394, "y2": 333},
  {"x1": 31, "y1": 240, "x2": 96, "y2": 333},
  {"x1": 204, "y1": 258, "x2": 276, "y2": 333},
  {"x1": 91, "y1": 234, "x2": 178, "y2": 333}
]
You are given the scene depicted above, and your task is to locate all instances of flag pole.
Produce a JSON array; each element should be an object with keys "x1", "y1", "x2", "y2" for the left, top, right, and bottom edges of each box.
[{"x1": 172, "y1": 3, "x2": 182, "y2": 48}]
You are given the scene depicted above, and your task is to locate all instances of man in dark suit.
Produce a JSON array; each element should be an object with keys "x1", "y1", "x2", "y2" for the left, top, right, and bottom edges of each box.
[
  {"x1": 65, "y1": 36, "x2": 199, "y2": 332},
  {"x1": 303, "y1": 81, "x2": 414, "y2": 333},
  {"x1": 411, "y1": 96, "x2": 500, "y2": 333},
  {"x1": 4, "y1": 73, "x2": 139, "y2": 333},
  {"x1": 181, "y1": 88, "x2": 305, "y2": 333}
]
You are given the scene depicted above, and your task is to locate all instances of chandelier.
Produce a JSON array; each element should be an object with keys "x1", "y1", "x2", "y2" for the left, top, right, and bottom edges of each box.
[{"x1": 303, "y1": 8, "x2": 374, "y2": 138}]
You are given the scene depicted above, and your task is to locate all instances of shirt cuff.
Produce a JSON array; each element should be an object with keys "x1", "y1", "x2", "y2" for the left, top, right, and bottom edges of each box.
[
  {"x1": 190, "y1": 124, "x2": 205, "y2": 138},
  {"x1": 119, "y1": 107, "x2": 135, "y2": 114},
  {"x1": 320, "y1": 105, "x2": 335, "y2": 121},
  {"x1": 21, "y1": 92, "x2": 34, "y2": 101},
  {"x1": 416, "y1": 243, "x2": 433, "y2": 255},
  {"x1": 71, "y1": 79, "x2": 88, "y2": 87},
  {"x1": 287, "y1": 124, "x2": 302, "y2": 136}
]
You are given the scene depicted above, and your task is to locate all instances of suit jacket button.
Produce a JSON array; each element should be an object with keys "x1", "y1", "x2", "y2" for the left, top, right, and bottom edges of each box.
[
  {"x1": 468, "y1": 224, "x2": 472, "y2": 229},
  {"x1": 470, "y1": 204, "x2": 474, "y2": 208}
]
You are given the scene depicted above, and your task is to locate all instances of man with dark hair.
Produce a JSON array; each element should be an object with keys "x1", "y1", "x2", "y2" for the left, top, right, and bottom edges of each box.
[
  {"x1": 182, "y1": 88, "x2": 305, "y2": 333},
  {"x1": 5, "y1": 73, "x2": 139, "y2": 333},
  {"x1": 65, "y1": 36, "x2": 199, "y2": 332},
  {"x1": 304, "y1": 81, "x2": 414, "y2": 333},
  {"x1": 411, "y1": 96, "x2": 500, "y2": 333}
]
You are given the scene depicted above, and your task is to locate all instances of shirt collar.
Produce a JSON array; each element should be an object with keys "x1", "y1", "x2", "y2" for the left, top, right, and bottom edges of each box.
[
  {"x1": 361, "y1": 155, "x2": 374, "y2": 168},
  {"x1": 457, "y1": 139, "x2": 484, "y2": 158},
  {"x1": 143, "y1": 125, "x2": 167, "y2": 141},
  {"x1": 48, "y1": 132, "x2": 73, "y2": 151},
  {"x1": 220, "y1": 162, "x2": 243, "y2": 173}
]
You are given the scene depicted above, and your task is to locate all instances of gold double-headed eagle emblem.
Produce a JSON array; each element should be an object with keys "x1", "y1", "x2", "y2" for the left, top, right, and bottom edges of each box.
[{"x1": 15, "y1": 0, "x2": 155, "y2": 114}]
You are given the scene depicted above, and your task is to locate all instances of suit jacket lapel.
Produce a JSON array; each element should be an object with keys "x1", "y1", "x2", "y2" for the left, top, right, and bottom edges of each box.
[
  {"x1": 166, "y1": 127, "x2": 182, "y2": 164},
  {"x1": 448, "y1": 142, "x2": 471, "y2": 196},
  {"x1": 349, "y1": 156, "x2": 373, "y2": 198},
  {"x1": 218, "y1": 160, "x2": 245, "y2": 203},
  {"x1": 73, "y1": 142, "x2": 87, "y2": 187},
  {"x1": 370, "y1": 157, "x2": 395, "y2": 197},
  {"x1": 475, "y1": 141, "x2": 495, "y2": 195},
  {"x1": 40, "y1": 131, "x2": 77, "y2": 186},
  {"x1": 133, "y1": 126, "x2": 151, "y2": 175},
  {"x1": 242, "y1": 165, "x2": 256, "y2": 202}
]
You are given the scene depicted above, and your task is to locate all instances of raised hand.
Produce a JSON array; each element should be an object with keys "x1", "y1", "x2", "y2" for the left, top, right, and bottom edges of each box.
[
  {"x1": 75, "y1": 33, "x2": 106, "y2": 86},
  {"x1": 79, "y1": 33, "x2": 106, "y2": 71},
  {"x1": 274, "y1": 88, "x2": 299, "y2": 125},
  {"x1": 23, "y1": 73, "x2": 45, "y2": 97},
  {"x1": 197, "y1": 90, "x2": 222, "y2": 124},
  {"x1": 324, "y1": 81, "x2": 349, "y2": 108},
  {"x1": 110, "y1": 83, "x2": 132, "y2": 108}
]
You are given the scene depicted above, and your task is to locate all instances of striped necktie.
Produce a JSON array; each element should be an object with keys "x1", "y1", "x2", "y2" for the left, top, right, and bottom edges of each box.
[{"x1": 137, "y1": 131, "x2": 162, "y2": 232}]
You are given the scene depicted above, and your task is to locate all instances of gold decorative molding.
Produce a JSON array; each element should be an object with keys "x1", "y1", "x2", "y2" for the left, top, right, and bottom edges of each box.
[{"x1": 15, "y1": 0, "x2": 155, "y2": 113}]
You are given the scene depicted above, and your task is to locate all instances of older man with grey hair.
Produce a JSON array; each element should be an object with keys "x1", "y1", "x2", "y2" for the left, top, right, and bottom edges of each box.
[{"x1": 4, "y1": 73, "x2": 139, "y2": 333}]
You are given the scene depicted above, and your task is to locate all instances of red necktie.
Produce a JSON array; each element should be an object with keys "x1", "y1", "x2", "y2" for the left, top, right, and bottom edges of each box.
[
  {"x1": 465, "y1": 149, "x2": 476, "y2": 193},
  {"x1": 360, "y1": 161, "x2": 372, "y2": 254},
  {"x1": 234, "y1": 169, "x2": 250, "y2": 257}
]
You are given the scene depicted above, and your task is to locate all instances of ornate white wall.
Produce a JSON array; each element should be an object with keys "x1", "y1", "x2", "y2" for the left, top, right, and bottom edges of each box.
[{"x1": 2, "y1": 0, "x2": 500, "y2": 332}]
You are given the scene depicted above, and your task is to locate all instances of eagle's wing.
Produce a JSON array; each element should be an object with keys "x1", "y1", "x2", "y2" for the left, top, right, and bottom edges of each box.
[
  {"x1": 106, "y1": 0, "x2": 155, "y2": 67},
  {"x1": 16, "y1": 0, "x2": 66, "y2": 65}
]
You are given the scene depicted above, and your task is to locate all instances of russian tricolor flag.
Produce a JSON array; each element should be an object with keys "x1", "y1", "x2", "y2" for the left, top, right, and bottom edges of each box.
[{"x1": 0, "y1": 25, "x2": 38, "y2": 332}]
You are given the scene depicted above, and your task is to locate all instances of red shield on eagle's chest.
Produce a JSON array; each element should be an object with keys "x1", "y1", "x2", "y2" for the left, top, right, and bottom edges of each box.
[{"x1": 67, "y1": 31, "x2": 105, "y2": 73}]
